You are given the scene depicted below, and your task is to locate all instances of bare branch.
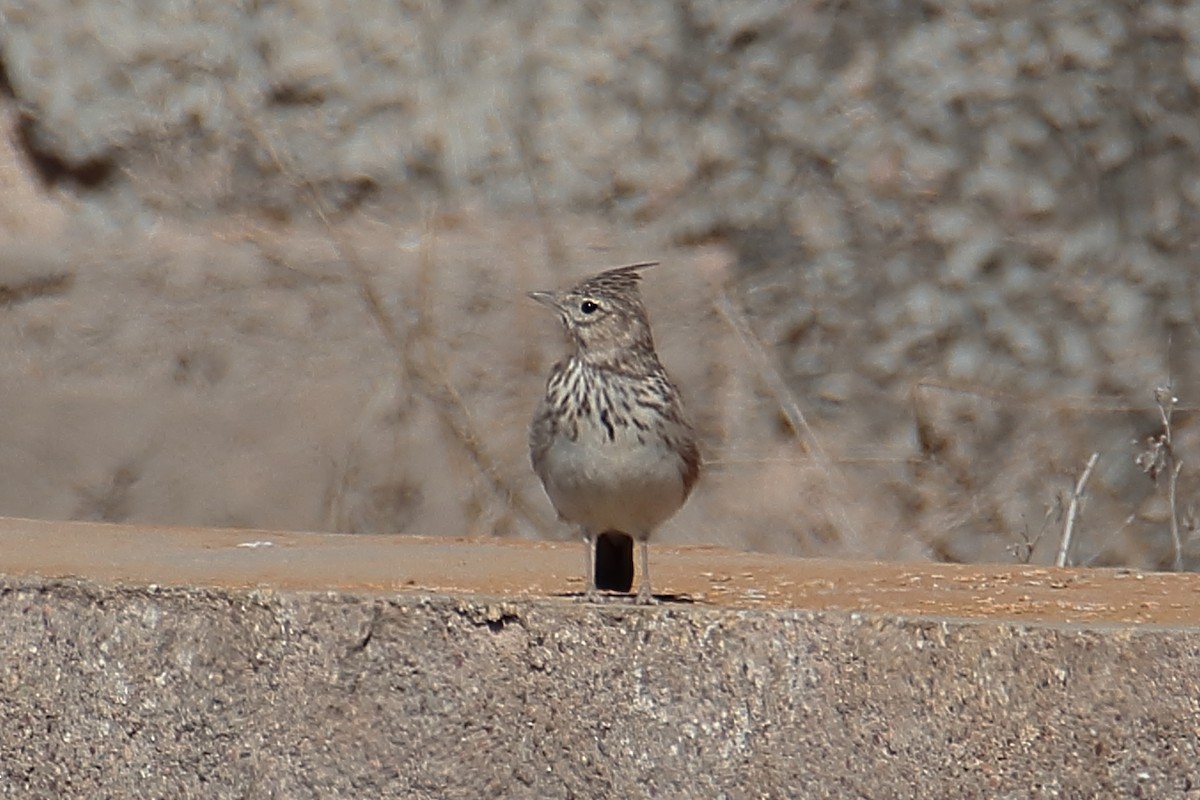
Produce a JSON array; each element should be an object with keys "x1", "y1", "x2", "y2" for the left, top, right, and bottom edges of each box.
[
  {"x1": 1169, "y1": 459, "x2": 1184, "y2": 572},
  {"x1": 1056, "y1": 452, "x2": 1099, "y2": 568},
  {"x1": 1137, "y1": 385, "x2": 1185, "y2": 570}
]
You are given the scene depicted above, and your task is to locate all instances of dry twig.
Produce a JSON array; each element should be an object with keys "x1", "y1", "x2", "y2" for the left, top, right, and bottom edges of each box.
[
  {"x1": 1056, "y1": 452, "x2": 1099, "y2": 567},
  {"x1": 1136, "y1": 386, "x2": 1184, "y2": 570},
  {"x1": 1007, "y1": 502, "x2": 1056, "y2": 564}
]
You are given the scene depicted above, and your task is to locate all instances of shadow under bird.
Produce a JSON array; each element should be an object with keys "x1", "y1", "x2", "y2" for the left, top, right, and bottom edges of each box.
[{"x1": 528, "y1": 262, "x2": 701, "y2": 604}]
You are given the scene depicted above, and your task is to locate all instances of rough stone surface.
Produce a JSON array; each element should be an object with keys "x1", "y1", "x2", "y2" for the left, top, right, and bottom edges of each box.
[{"x1": 4, "y1": 519, "x2": 1200, "y2": 797}]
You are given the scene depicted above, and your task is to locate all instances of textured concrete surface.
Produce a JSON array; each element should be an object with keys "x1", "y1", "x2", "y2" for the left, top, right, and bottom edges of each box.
[{"x1": 4, "y1": 517, "x2": 1200, "y2": 798}]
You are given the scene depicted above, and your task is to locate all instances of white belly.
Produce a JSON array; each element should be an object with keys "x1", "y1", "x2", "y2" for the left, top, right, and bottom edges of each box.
[{"x1": 539, "y1": 419, "x2": 687, "y2": 538}]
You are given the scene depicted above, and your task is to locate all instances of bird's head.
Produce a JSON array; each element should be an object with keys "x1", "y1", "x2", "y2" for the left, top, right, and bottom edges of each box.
[{"x1": 528, "y1": 262, "x2": 659, "y2": 365}]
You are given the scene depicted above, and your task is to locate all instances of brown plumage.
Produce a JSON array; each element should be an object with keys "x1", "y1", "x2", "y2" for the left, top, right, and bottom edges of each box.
[{"x1": 528, "y1": 262, "x2": 701, "y2": 603}]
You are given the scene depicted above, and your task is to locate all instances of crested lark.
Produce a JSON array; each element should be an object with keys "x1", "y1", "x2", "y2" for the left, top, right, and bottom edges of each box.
[{"x1": 528, "y1": 262, "x2": 701, "y2": 604}]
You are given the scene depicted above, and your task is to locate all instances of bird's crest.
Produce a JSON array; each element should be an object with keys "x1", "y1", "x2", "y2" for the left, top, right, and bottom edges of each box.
[{"x1": 570, "y1": 261, "x2": 658, "y2": 299}]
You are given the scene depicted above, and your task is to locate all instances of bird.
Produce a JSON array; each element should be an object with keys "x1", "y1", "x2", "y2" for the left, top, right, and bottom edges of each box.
[{"x1": 528, "y1": 262, "x2": 701, "y2": 604}]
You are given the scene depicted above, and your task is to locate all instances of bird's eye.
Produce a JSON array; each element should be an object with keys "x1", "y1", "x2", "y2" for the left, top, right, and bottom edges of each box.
[{"x1": 580, "y1": 300, "x2": 599, "y2": 314}]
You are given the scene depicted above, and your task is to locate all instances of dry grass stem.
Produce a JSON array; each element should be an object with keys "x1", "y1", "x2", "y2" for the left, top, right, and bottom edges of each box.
[
  {"x1": 715, "y1": 292, "x2": 828, "y2": 461},
  {"x1": 1136, "y1": 386, "x2": 1184, "y2": 570},
  {"x1": 1169, "y1": 459, "x2": 1185, "y2": 571},
  {"x1": 1007, "y1": 503, "x2": 1056, "y2": 564},
  {"x1": 1056, "y1": 452, "x2": 1099, "y2": 567},
  {"x1": 915, "y1": 379, "x2": 1200, "y2": 415},
  {"x1": 234, "y1": 95, "x2": 553, "y2": 538},
  {"x1": 715, "y1": 289, "x2": 863, "y2": 552},
  {"x1": 1158, "y1": 386, "x2": 1184, "y2": 571},
  {"x1": 511, "y1": 120, "x2": 567, "y2": 268}
]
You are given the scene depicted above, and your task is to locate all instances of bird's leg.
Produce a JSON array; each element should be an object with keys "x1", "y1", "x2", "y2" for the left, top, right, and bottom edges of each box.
[
  {"x1": 635, "y1": 538, "x2": 657, "y2": 605},
  {"x1": 582, "y1": 528, "x2": 599, "y2": 602}
]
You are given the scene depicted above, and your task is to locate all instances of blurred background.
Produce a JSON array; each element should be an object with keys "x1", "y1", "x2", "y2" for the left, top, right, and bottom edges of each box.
[{"x1": 0, "y1": 0, "x2": 1197, "y2": 569}]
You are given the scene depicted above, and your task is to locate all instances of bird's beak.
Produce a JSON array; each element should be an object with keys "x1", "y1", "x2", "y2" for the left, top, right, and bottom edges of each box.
[{"x1": 527, "y1": 290, "x2": 559, "y2": 310}]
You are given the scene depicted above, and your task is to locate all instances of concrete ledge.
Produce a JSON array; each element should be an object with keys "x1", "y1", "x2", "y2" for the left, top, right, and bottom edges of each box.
[{"x1": 3, "y1": 518, "x2": 1200, "y2": 797}]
